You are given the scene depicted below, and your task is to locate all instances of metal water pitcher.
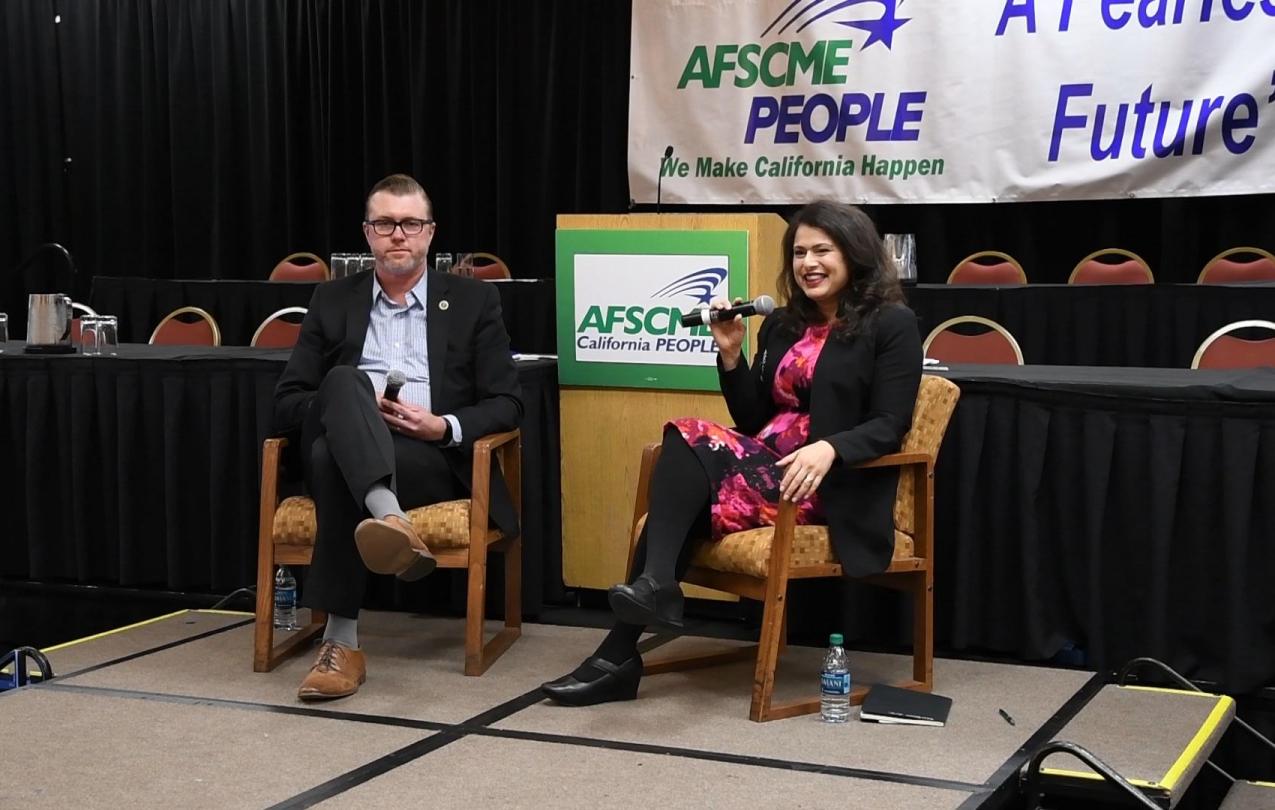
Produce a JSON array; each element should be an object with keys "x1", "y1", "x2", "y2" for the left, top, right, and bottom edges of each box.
[{"x1": 26, "y1": 293, "x2": 74, "y2": 352}]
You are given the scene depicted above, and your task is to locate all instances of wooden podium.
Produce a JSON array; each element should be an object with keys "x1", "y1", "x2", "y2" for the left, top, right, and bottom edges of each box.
[{"x1": 556, "y1": 213, "x2": 788, "y2": 591}]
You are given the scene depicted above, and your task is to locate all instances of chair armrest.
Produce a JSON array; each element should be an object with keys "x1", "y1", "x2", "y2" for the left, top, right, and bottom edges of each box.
[
  {"x1": 468, "y1": 430, "x2": 522, "y2": 527},
  {"x1": 258, "y1": 437, "x2": 289, "y2": 551},
  {"x1": 854, "y1": 451, "x2": 932, "y2": 470},
  {"x1": 261, "y1": 437, "x2": 288, "y2": 489},
  {"x1": 471, "y1": 429, "x2": 520, "y2": 457},
  {"x1": 626, "y1": 441, "x2": 664, "y2": 579}
]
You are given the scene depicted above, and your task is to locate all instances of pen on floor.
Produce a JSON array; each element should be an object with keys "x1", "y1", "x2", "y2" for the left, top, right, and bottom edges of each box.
[{"x1": 998, "y1": 708, "x2": 1016, "y2": 726}]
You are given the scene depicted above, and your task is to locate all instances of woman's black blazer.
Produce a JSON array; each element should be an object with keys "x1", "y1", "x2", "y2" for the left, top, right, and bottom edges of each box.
[{"x1": 717, "y1": 303, "x2": 922, "y2": 577}]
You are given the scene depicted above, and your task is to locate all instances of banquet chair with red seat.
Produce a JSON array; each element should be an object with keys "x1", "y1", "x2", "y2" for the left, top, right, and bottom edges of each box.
[
  {"x1": 1191, "y1": 320, "x2": 1275, "y2": 369},
  {"x1": 947, "y1": 251, "x2": 1027, "y2": 285},
  {"x1": 923, "y1": 316, "x2": 1024, "y2": 365},
  {"x1": 470, "y1": 252, "x2": 512, "y2": 280},
  {"x1": 250, "y1": 307, "x2": 308, "y2": 349},
  {"x1": 269, "y1": 252, "x2": 330, "y2": 283},
  {"x1": 149, "y1": 306, "x2": 222, "y2": 346},
  {"x1": 1197, "y1": 247, "x2": 1275, "y2": 284},
  {"x1": 1068, "y1": 248, "x2": 1154, "y2": 285},
  {"x1": 70, "y1": 301, "x2": 97, "y2": 345}
]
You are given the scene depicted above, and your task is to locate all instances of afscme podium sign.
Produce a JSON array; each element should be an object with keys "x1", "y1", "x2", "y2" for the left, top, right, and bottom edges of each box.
[
  {"x1": 555, "y1": 212, "x2": 783, "y2": 590},
  {"x1": 555, "y1": 229, "x2": 749, "y2": 391}
]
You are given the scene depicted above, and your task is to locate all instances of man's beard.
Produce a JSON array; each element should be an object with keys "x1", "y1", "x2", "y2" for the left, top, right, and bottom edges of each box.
[{"x1": 380, "y1": 254, "x2": 423, "y2": 276}]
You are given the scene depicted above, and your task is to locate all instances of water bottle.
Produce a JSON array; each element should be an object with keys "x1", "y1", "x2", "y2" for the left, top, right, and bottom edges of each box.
[
  {"x1": 820, "y1": 632, "x2": 851, "y2": 723},
  {"x1": 273, "y1": 566, "x2": 299, "y2": 630}
]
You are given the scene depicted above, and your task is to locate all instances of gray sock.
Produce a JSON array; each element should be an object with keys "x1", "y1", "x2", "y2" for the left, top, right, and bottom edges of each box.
[
  {"x1": 364, "y1": 482, "x2": 407, "y2": 521},
  {"x1": 323, "y1": 614, "x2": 359, "y2": 650}
]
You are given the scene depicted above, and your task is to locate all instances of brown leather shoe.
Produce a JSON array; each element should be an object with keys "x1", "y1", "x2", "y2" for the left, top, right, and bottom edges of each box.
[
  {"x1": 297, "y1": 641, "x2": 366, "y2": 701},
  {"x1": 354, "y1": 514, "x2": 436, "y2": 579}
]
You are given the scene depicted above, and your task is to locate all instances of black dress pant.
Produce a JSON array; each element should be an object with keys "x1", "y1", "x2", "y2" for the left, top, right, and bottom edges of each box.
[{"x1": 299, "y1": 366, "x2": 463, "y2": 618}]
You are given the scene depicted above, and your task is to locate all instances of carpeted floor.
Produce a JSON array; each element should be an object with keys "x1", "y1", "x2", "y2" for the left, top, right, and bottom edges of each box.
[{"x1": 0, "y1": 609, "x2": 1100, "y2": 809}]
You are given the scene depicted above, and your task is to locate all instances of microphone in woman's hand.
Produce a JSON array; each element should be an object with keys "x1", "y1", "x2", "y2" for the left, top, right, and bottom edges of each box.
[
  {"x1": 384, "y1": 369, "x2": 406, "y2": 401},
  {"x1": 679, "y1": 295, "x2": 775, "y2": 328}
]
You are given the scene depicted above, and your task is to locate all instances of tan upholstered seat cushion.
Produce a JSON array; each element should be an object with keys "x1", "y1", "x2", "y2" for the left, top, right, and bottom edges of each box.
[
  {"x1": 691, "y1": 525, "x2": 914, "y2": 578},
  {"x1": 272, "y1": 496, "x2": 478, "y2": 551}
]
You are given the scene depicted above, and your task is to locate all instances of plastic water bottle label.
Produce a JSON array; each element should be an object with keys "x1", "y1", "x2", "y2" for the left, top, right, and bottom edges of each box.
[
  {"x1": 275, "y1": 586, "x2": 294, "y2": 607},
  {"x1": 821, "y1": 672, "x2": 850, "y2": 695}
]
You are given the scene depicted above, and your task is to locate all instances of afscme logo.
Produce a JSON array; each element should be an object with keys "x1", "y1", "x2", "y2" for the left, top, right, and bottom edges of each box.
[
  {"x1": 576, "y1": 267, "x2": 725, "y2": 335},
  {"x1": 762, "y1": 0, "x2": 911, "y2": 50},
  {"x1": 652, "y1": 267, "x2": 728, "y2": 305}
]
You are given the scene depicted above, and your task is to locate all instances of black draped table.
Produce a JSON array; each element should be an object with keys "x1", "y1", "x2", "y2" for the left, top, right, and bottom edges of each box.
[
  {"x1": 928, "y1": 364, "x2": 1275, "y2": 692},
  {"x1": 5, "y1": 338, "x2": 1275, "y2": 690},
  {"x1": 0, "y1": 343, "x2": 562, "y2": 615},
  {"x1": 906, "y1": 283, "x2": 1275, "y2": 367},
  {"x1": 89, "y1": 277, "x2": 558, "y2": 354}
]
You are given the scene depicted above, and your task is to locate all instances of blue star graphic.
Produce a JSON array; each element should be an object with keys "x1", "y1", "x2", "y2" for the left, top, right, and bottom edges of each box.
[{"x1": 837, "y1": 0, "x2": 910, "y2": 49}]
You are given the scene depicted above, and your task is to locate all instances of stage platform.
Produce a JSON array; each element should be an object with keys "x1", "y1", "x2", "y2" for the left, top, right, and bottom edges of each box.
[{"x1": 0, "y1": 610, "x2": 1103, "y2": 808}]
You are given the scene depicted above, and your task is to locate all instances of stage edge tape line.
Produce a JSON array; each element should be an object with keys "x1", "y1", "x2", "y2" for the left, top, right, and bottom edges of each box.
[
  {"x1": 954, "y1": 672, "x2": 1107, "y2": 810},
  {"x1": 40, "y1": 681, "x2": 985, "y2": 797},
  {"x1": 51, "y1": 618, "x2": 255, "y2": 681},
  {"x1": 39, "y1": 609, "x2": 191, "y2": 653}
]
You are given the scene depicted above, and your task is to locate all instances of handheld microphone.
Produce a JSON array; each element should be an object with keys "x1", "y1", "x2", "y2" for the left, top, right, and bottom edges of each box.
[
  {"x1": 656, "y1": 145, "x2": 673, "y2": 214},
  {"x1": 384, "y1": 369, "x2": 406, "y2": 401},
  {"x1": 679, "y1": 295, "x2": 776, "y2": 328}
]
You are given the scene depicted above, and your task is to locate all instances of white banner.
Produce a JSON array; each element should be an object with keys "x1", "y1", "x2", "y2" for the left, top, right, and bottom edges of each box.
[{"x1": 629, "y1": 0, "x2": 1275, "y2": 204}]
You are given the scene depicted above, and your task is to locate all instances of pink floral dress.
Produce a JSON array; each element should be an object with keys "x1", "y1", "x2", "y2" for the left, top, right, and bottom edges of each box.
[{"x1": 669, "y1": 324, "x2": 830, "y2": 540}]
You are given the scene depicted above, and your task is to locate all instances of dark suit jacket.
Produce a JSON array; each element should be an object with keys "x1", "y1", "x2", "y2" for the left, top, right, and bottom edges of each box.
[
  {"x1": 717, "y1": 303, "x2": 922, "y2": 577},
  {"x1": 274, "y1": 269, "x2": 523, "y2": 535}
]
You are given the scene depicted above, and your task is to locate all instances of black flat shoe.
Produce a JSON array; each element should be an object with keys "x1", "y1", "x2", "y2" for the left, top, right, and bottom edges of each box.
[
  {"x1": 608, "y1": 574, "x2": 684, "y2": 629},
  {"x1": 540, "y1": 655, "x2": 642, "y2": 706}
]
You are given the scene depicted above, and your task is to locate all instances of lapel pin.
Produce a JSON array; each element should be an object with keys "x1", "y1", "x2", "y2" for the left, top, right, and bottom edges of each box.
[{"x1": 439, "y1": 300, "x2": 449, "y2": 311}]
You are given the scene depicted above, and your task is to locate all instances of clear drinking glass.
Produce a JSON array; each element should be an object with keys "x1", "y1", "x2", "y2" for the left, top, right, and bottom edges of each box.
[
  {"x1": 0, "y1": 312, "x2": 8, "y2": 353},
  {"x1": 435, "y1": 252, "x2": 453, "y2": 274},
  {"x1": 98, "y1": 315, "x2": 118, "y2": 355},
  {"x1": 329, "y1": 253, "x2": 347, "y2": 278},
  {"x1": 454, "y1": 252, "x2": 474, "y2": 277},
  {"x1": 80, "y1": 315, "x2": 102, "y2": 356},
  {"x1": 884, "y1": 233, "x2": 917, "y2": 282}
]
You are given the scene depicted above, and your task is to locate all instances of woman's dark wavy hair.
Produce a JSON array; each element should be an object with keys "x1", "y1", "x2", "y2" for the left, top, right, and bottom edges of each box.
[{"x1": 776, "y1": 200, "x2": 903, "y2": 339}]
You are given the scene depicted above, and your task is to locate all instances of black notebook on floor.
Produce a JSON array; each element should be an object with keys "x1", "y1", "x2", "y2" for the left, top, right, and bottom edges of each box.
[{"x1": 859, "y1": 685, "x2": 952, "y2": 727}]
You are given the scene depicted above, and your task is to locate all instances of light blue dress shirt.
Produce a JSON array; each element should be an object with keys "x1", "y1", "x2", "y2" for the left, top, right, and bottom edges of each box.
[{"x1": 359, "y1": 272, "x2": 461, "y2": 445}]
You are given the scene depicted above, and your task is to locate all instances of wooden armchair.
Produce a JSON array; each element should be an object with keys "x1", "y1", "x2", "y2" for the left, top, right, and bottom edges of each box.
[
  {"x1": 253, "y1": 430, "x2": 523, "y2": 676},
  {"x1": 629, "y1": 375, "x2": 960, "y2": 721}
]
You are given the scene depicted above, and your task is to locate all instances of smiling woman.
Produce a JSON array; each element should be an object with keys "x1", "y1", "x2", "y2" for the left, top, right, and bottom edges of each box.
[{"x1": 542, "y1": 200, "x2": 923, "y2": 708}]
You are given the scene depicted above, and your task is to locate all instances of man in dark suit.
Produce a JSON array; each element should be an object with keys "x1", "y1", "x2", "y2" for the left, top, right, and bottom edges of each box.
[{"x1": 274, "y1": 174, "x2": 521, "y2": 701}]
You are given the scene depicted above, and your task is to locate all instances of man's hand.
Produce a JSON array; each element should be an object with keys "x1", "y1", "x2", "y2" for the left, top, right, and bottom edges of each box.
[
  {"x1": 378, "y1": 396, "x2": 447, "y2": 441},
  {"x1": 776, "y1": 440, "x2": 836, "y2": 502}
]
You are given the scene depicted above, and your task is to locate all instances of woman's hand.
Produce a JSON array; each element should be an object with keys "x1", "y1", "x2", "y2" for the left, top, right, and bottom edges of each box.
[
  {"x1": 709, "y1": 297, "x2": 746, "y2": 370},
  {"x1": 776, "y1": 440, "x2": 836, "y2": 502},
  {"x1": 378, "y1": 396, "x2": 447, "y2": 441}
]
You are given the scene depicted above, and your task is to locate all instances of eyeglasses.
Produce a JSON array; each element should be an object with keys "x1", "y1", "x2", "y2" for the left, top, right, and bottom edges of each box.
[{"x1": 364, "y1": 218, "x2": 434, "y2": 237}]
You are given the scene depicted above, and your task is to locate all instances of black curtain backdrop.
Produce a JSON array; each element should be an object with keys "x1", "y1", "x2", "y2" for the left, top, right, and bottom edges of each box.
[
  {"x1": 0, "y1": 0, "x2": 633, "y2": 333},
  {"x1": 4, "y1": 0, "x2": 1274, "y2": 337}
]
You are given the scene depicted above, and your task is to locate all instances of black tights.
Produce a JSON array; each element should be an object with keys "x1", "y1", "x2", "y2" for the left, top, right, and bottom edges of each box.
[{"x1": 582, "y1": 429, "x2": 711, "y2": 674}]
